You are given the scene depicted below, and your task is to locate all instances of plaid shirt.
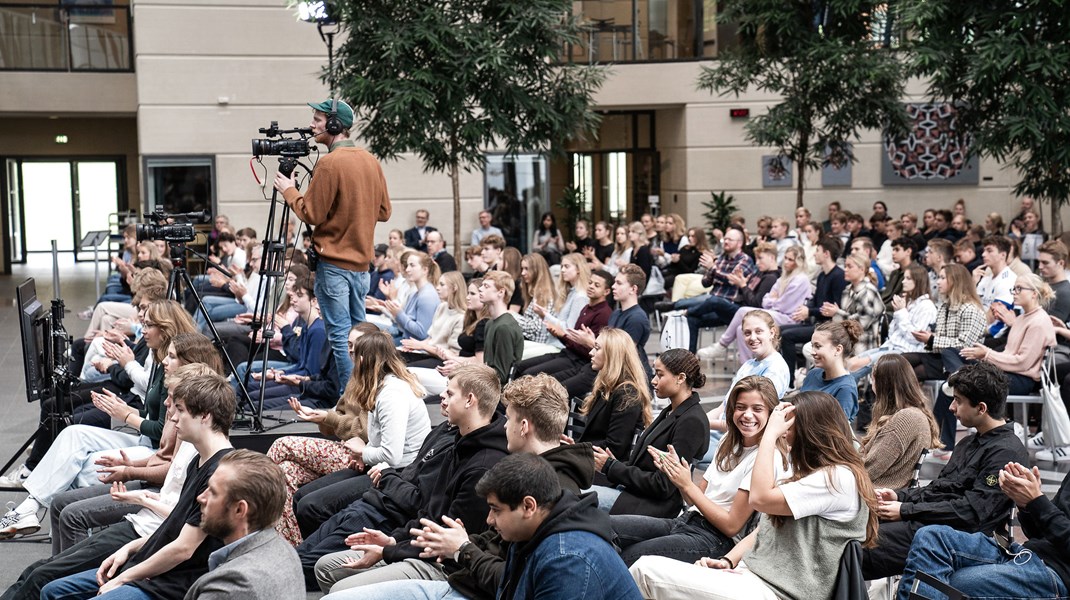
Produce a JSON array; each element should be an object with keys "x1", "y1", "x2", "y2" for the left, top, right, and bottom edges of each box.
[
  {"x1": 835, "y1": 282, "x2": 885, "y2": 353},
  {"x1": 701, "y1": 251, "x2": 757, "y2": 302},
  {"x1": 930, "y1": 302, "x2": 987, "y2": 351}
]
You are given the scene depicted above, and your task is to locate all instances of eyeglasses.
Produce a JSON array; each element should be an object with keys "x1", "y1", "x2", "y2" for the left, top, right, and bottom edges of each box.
[
  {"x1": 1011, "y1": 285, "x2": 1035, "y2": 294},
  {"x1": 142, "y1": 321, "x2": 157, "y2": 328}
]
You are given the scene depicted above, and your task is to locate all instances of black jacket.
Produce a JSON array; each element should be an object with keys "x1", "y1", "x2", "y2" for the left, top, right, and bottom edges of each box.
[
  {"x1": 383, "y1": 415, "x2": 509, "y2": 562},
  {"x1": 601, "y1": 392, "x2": 710, "y2": 518},
  {"x1": 1021, "y1": 473, "x2": 1070, "y2": 591},
  {"x1": 434, "y1": 250, "x2": 458, "y2": 274},
  {"x1": 445, "y1": 443, "x2": 596, "y2": 600},
  {"x1": 578, "y1": 384, "x2": 645, "y2": 460},
  {"x1": 737, "y1": 269, "x2": 779, "y2": 308},
  {"x1": 298, "y1": 342, "x2": 340, "y2": 407},
  {"x1": 898, "y1": 422, "x2": 1027, "y2": 534},
  {"x1": 105, "y1": 337, "x2": 150, "y2": 392},
  {"x1": 363, "y1": 422, "x2": 459, "y2": 525}
]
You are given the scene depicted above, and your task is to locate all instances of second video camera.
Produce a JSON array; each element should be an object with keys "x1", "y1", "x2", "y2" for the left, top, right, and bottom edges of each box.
[
  {"x1": 252, "y1": 122, "x2": 314, "y2": 158},
  {"x1": 136, "y1": 209, "x2": 206, "y2": 243}
]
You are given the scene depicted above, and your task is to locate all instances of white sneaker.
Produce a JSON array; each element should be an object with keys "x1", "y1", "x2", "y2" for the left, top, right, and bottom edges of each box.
[
  {"x1": 697, "y1": 344, "x2": 728, "y2": 360},
  {"x1": 1028, "y1": 432, "x2": 1046, "y2": 449},
  {"x1": 1035, "y1": 446, "x2": 1070, "y2": 462},
  {"x1": 0, "y1": 465, "x2": 30, "y2": 489},
  {"x1": 1012, "y1": 422, "x2": 1025, "y2": 440},
  {"x1": 0, "y1": 509, "x2": 40, "y2": 540}
]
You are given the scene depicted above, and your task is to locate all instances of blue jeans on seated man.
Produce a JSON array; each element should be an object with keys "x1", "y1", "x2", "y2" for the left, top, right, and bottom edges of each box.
[
  {"x1": 316, "y1": 262, "x2": 370, "y2": 389},
  {"x1": 896, "y1": 525, "x2": 1068, "y2": 600},
  {"x1": 685, "y1": 295, "x2": 740, "y2": 352},
  {"x1": 586, "y1": 484, "x2": 624, "y2": 512},
  {"x1": 40, "y1": 568, "x2": 152, "y2": 600}
]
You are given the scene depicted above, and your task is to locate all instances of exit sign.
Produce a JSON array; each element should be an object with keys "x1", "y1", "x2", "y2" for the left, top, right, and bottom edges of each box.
[{"x1": 729, "y1": 108, "x2": 750, "y2": 119}]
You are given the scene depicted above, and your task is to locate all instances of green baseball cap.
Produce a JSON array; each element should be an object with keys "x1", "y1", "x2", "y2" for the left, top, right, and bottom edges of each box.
[{"x1": 308, "y1": 99, "x2": 354, "y2": 129}]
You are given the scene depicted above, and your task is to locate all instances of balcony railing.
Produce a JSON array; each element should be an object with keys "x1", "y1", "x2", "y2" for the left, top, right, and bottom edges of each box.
[{"x1": 0, "y1": 3, "x2": 133, "y2": 72}]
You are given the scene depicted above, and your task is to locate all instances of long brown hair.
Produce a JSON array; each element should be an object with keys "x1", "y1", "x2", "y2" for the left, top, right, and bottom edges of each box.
[
  {"x1": 772, "y1": 391, "x2": 879, "y2": 548},
  {"x1": 901, "y1": 263, "x2": 931, "y2": 304},
  {"x1": 520, "y1": 253, "x2": 555, "y2": 310},
  {"x1": 170, "y1": 332, "x2": 224, "y2": 375},
  {"x1": 145, "y1": 300, "x2": 197, "y2": 362},
  {"x1": 941, "y1": 263, "x2": 982, "y2": 310},
  {"x1": 463, "y1": 279, "x2": 490, "y2": 336},
  {"x1": 342, "y1": 331, "x2": 424, "y2": 412},
  {"x1": 716, "y1": 376, "x2": 785, "y2": 472},
  {"x1": 862, "y1": 355, "x2": 942, "y2": 450},
  {"x1": 582, "y1": 328, "x2": 653, "y2": 426}
]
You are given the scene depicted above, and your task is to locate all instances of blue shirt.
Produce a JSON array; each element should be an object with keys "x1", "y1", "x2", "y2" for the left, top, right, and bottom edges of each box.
[
  {"x1": 800, "y1": 368, "x2": 858, "y2": 421},
  {"x1": 610, "y1": 304, "x2": 652, "y2": 379}
]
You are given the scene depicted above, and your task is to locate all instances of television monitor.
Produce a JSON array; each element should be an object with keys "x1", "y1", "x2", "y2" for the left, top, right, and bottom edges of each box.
[{"x1": 16, "y1": 278, "x2": 51, "y2": 403}]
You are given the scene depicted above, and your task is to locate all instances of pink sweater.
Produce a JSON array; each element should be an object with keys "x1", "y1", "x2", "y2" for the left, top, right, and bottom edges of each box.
[{"x1": 984, "y1": 306, "x2": 1055, "y2": 380}]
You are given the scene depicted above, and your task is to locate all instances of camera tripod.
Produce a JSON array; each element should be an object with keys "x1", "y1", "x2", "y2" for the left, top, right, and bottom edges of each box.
[{"x1": 163, "y1": 242, "x2": 272, "y2": 428}]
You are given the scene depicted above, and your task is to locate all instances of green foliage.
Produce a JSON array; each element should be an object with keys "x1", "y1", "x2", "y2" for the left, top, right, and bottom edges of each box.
[
  {"x1": 326, "y1": 0, "x2": 605, "y2": 254},
  {"x1": 900, "y1": 0, "x2": 1070, "y2": 231},
  {"x1": 555, "y1": 185, "x2": 587, "y2": 241},
  {"x1": 702, "y1": 191, "x2": 739, "y2": 239},
  {"x1": 698, "y1": 0, "x2": 908, "y2": 207}
]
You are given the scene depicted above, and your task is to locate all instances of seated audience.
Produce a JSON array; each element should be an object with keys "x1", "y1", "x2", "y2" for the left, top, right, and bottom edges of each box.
[
  {"x1": 848, "y1": 262, "x2": 937, "y2": 381},
  {"x1": 630, "y1": 391, "x2": 879, "y2": 600},
  {"x1": 367, "y1": 252, "x2": 441, "y2": 342},
  {"x1": 860, "y1": 362, "x2": 1029, "y2": 581},
  {"x1": 778, "y1": 235, "x2": 846, "y2": 376},
  {"x1": 531, "y1": 211, "x2": 564, "y2": 266},
  {"x1": 860, "y1": 355, "x2": 943, "y2": 488},
  {"x1": 37, "y1": 371, "x2": 237, "y2": 600},
  {"x1": 515, "y1": 252, "x2": 559, "y2": 350},
  {"x1": 268, "y1": 331, "x2": 431, "y2": 546},
  {"x1": 590, "y1": 349, "x2": 710, "y2": 518},
  {"x1": 183, "y1": 449, "x2": 304, "y2": 599},
  {"x1": 612, "y1": 375, "x2": 787, "y2": 566},
  {"x1": 799, "y1": 320, "x2": 863, "y2": 420},
  {"x1": 828, "y1": 253, "x2": 885, "y2": 355},
  {"x1": 581, "y1": 221, "x2": 616, "y2": 271},
  {"x1": 902, "y1": 263, "x2": 986, "y2": 450},
  {"x1": 398, "y1": 271, "x2": 466, "y2": 366},
  {"x1": 573, "y1": 328, "x2": 653, "y2": 460},
  {"x1": 896, "y1": 460, "x2": 1070, "y2": 600},
  {"x1": 407, "y1": 279, "x2": 489, "y2": 395}
]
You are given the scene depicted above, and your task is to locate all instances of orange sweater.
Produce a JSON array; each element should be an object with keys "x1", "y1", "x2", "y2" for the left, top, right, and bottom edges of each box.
[{"x1": 283, "y1": 145, "x2": 391, "y2": 272}]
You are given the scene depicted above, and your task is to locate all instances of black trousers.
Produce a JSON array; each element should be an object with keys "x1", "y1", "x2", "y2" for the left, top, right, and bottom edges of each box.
[
  {"x1": 294, "y1": 470, "x2": 374, "y2": 539},
  {"x1": 861, "y1": 520, "x2": 924, "y2": 580}
]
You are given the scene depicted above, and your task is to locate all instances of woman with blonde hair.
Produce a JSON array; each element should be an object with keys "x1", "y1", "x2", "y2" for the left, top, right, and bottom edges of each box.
[
  {"x1": 398, "y1": 270, "x2": 467, "y2": 367},
  {"x1": 387, "y1": 228, "x2": 405, "y2": 251},
  {"x1": 541, "y1": 253, "x2": 590, "y2": 333},
  {"x1": 631, "y1": 391, "x2": 879, "y2": 600},
  {"x1": 861, "y1": 354, "x2": 943, "y2": 488},
  {"x1": 268, "y1": 330, "x2": 432, "y2": 545},
  {"x1": 712, "y1": 245, "x2": 812, "y2": 361},
  {"x1": 576, "y1": 328, "x2": 653, "y2": 459},
  {"x1": 516, "y1": 252, "x2": 558, "y2": 347},
  {"x1": 903, "y1": 263, "x2": 987, "y2": 450},
  {"x1": 823, "y1": 253, "x2": 884, "y2": 354},
  {"x1": 368, "y1": 251, "x2": 441, "y2": 343},
  {"x1": 626, "y1": 221, "x2": 654, "y2": 281},
  {"x1": 603, "y1": 224, "x2": 633, "y2": 276}
]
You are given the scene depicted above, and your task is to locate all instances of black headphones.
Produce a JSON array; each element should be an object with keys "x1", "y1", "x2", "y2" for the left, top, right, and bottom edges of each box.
[{"x1": 325, "y1": 97, "x2": 344, "y2": 136}]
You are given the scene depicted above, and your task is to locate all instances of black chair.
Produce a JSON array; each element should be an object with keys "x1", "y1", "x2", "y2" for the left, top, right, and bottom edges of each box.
[
  {"x1": 907, "y1": 571, "x2": 967, "y2": 599},
  {"x1": 565, "y1": 396, "x2": 587, "y2": 440}
]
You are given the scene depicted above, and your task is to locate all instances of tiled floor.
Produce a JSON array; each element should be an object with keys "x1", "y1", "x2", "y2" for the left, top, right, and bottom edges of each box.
[{"x1": 0, "y1": 255, "x2": 1065, "y2": 590}]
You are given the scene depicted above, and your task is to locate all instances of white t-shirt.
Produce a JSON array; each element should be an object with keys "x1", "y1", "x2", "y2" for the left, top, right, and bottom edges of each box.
[
  {"x1": 126, "y1": 441, "x2": 198, "y2": 537},
  {"x1": 977, "y1": 265, "x2": 1014, "y2": 309},
  {"x1": 779, "y1": 465, "x2": 861, "y2": 523},
  {"x1": 696, "y1": 446, "x2": 791, "y2": 512}
]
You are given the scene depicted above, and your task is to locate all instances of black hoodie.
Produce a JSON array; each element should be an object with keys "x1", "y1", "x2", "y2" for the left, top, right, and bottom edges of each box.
[
  {"x1": 362, "y1": 421, "x2": 459, "y2": 525},
  {"x1": 383, "y1": 414, "x2": 510, "y2": 562},
  {"x1": 446, "y1": 443, "x2": 596, "y2": 599},
  {"x1": 496, "y1": 491, "x2": 617, "y2": 600}
]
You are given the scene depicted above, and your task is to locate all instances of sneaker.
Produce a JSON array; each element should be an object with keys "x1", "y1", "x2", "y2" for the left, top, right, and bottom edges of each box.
[
  {"x1": 1035, "y1": 446, "x2": 1070, "y2": 462},
  {"x1": 0, "y1": 509, "x2": 40, "y2": 540},
  {"x1": 0, "y1": 465, "x2": 30, "y2": 489},
  {"x1": 1028, "y1": 432, "x2": 1046, "y2": 449},
  {"x1": 697, "y1": 344, "x2": 728, "y2": 361},
  {"x1": 1012, "y1": 422, "x2": 1025, "y2": 441},
  {"x1": 931, "y1": 449, "x2": 953, "y2": 462},
  {"x1": 77, "y1": 307, "x2": 94, "y2": 320}
]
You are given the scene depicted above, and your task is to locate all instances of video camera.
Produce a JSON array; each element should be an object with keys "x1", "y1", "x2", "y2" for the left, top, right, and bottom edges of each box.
[
  {"x1": 251, "y1": 122, "x2": 314, "y2": 158},
  {"x1": 135, "y1": 209, "x2": 208, "y2": 243}
]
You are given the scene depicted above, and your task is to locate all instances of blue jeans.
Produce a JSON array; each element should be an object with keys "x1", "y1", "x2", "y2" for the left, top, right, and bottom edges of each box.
[
  {"x1": 897, "y1": 525, "x2": 1068, "y2": 600},
  {"x1": 850, "y1": 347, "x2": 893, "y2": 383},
  {"x1": 316, "y1": 261, "x2": 370, "y2": 389},
  {"x1": 193, "y1": 295, "x2": 247, "y2": 333},
  {"x1": 686, "y1": 295, "x2": 739, "y2": 352},
  {"x1": 673, "y1": 294, "x2": 709, "y2": 311},
  {"x1": 323, "y1": 580, "x2": 465, "y2": 600},
  {"x1": 41, "y1": 568, "x2": 153, "y2": 600},
  {"x1": 587, "y1": 484, "x2": 624, "y2": 512}
]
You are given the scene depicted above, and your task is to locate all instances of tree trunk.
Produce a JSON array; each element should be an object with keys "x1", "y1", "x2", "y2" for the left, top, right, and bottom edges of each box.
[
  {"x1": 450, "y1": 161, "x2": 462, "y2": 260},
  {"x1": 1051, "y1": 198, "x2": 1063, "y2": 237}
]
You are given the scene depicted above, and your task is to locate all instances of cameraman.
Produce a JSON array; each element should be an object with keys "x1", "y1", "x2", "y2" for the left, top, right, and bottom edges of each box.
[{"x1": 273, "y1": 98, "x2": 391, "y2": 388}]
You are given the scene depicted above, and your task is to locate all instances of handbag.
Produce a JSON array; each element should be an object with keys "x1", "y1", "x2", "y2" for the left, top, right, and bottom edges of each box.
[
  {"x1": 1040, "y1": 348, "x2": 1070, "y2": 447},
  {"x1": 643, "y1": 266, "x2": 666, "y2": 297}
]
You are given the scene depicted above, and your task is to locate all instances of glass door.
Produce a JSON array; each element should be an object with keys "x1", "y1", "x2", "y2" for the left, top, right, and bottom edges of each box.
[
  {"x1": 74, "y1": 161, "x2": 120, "y2": 261},
  {"x1": 22, "y1": 162, "x2": 75, "y2": 252}
]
